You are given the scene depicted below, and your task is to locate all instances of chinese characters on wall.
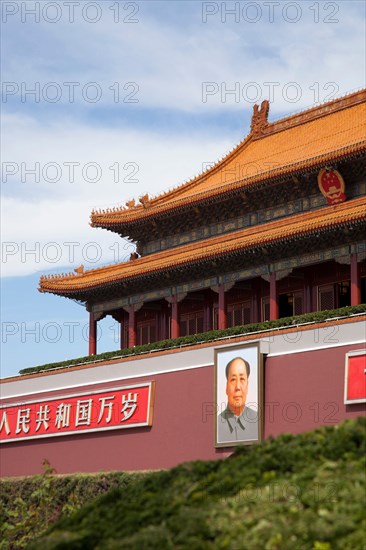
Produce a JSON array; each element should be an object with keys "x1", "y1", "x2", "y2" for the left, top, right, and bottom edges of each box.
[{"x1": 0, "y1": 383, "x2": 155, "y2": 443}]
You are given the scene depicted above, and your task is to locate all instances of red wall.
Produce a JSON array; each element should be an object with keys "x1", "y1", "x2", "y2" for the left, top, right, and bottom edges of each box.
[
  {"x1": 1, "y1": 343, "x2": 364, "y2": 477},
  {"x1": 263, "y1": 345, "x2": 365, "y2": 437}
]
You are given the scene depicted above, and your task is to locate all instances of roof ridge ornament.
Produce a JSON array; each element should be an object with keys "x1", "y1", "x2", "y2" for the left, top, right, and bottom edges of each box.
[
  {"x1": 250, "y1": 99, "x2": 270, "y2": 138},
  {"x1": 74, "y1": 265, "x2": 85, "y2": 275},
  {"x1": 125, "y1": 198, "x2": 136, "y2": 209},
  {"x1": 139, "y1": 193, "x2": 151, "y2": 208}
]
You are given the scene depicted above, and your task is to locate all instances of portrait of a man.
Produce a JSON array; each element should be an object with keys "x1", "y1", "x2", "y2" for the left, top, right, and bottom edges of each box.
[{"x1": 215, "y1": 344, "x2": 262, "y2": 447}]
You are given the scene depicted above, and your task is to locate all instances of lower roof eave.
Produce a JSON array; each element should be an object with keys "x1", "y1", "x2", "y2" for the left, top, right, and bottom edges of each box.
[{"x1": 39, "y1": 226, "x2": 366, "y2": 303}]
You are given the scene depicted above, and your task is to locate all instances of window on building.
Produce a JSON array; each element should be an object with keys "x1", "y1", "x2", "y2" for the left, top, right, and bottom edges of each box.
[
  {"x1": 227, "y1": 301, "x2": 252, "y2": 327},
  {"x1": 180, "y1": 312, "x2": 204, "y2": 336},
  {"x1": 137, "y1": 321, "x2": 156, "y2": 345},
  {"x1": 279, "y1": 291, "x2": 303, "y2": 318},
  {"x1": 337, "y1": 281, "x2": 350, "y2": 308},
  {"x1": 318, "y1": 280, "x2": 350, "y2": 311},
  {"x1": 318, "y1": 284, "x2": 335, "y2": 311}
]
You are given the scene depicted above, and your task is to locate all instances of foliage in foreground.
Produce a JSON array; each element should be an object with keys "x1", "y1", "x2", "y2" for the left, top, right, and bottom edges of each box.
[
  {"x1": 6, "y1": 417, "x2": 364, "y2": 550},
  {"x1": 19, "y1": 304, "x2": 366, "y2": 375},
  {"x1": 0, "y1": 465, "x2": 139, "y2": 550}
]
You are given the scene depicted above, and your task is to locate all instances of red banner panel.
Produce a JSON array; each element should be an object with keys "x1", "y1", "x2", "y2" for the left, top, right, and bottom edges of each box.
[
  {"x1": 0, "y1": 382, "x2": 155, "y2": 443},
  {"x1": 344, "y1": 351, "x2": 366, "y2": 404}
]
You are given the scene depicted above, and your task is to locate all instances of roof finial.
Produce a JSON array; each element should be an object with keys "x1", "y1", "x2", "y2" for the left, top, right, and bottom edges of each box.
[
  {"x1": 125, "y1": 198, "x2": 136, "y2": 209},
  {"x1": 74, "y1": 265, "x2": 84, "y2": 275},
  {"x1": 139, "y1": 193, "x2": 150, "y2": 208},
  {"x1": 250, "y1": 99, "x2": 270, "y2": 138}
]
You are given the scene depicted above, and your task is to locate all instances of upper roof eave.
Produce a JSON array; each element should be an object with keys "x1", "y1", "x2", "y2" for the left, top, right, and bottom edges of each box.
[
  {"x1": 90, "y1": 141, "x2": 366, "y2": 229},
  {"x1": 90, "y1": 88, "x2": 366, "y2": 231}
]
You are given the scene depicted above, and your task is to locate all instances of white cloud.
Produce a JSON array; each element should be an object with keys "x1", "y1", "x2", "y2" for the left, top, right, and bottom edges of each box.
[
  {"x1": 2, "y1": 1, "x2": 364, "y2": 113},
  {"x1": 1, "y1": 114, "x2": 231, "y2": 277}
]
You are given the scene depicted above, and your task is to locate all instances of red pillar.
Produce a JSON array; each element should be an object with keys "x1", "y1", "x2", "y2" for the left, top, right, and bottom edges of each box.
[
  {"x1": 128, "y1": 306, "x2": 137, "y2": 347},
  {"x1": 161, "y1": 305, "x2": 167, "y2": 340},
  {"x1": 171, "y1": 295, "x2": 180, "y2": 339},
  {"x1": 120, "y1": 311, "x2": 125, "y2": 349},
  {"x1": 269, "y1": 272, "x2": 279, "y2": 320},
  {"x1": 303, "y1": 279, "x2": 312, "y2": 314},
  {"x1": 89, "y1": 312, "x2": 97, "y2": 355},
  {"x1": 218, "y1": 284, "x2": 227, "y2": 330},
  {"x1": 350, "y1": 253, "x2": 361, "y2": 306}
]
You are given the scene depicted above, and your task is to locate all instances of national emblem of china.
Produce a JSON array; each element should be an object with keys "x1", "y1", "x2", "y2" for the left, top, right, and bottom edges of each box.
[{"x1": 317, "y1": 168, "x2": 347, "y2": 205}]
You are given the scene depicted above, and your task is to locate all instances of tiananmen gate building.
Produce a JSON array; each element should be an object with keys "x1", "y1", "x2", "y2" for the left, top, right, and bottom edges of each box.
[{"x1": 1, "y1": 89, "x2": 365, "y2": 476}]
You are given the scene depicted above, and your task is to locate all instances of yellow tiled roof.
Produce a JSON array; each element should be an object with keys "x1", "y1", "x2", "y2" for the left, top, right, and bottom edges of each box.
[
  {"x1": 40, "y1": 197, "x2": 366, "y2": 296},
  {"x1": 91, "y1": 89, "x2": 366, "y2": 227}
]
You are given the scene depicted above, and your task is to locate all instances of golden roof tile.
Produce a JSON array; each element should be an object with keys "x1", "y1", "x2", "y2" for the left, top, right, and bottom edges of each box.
[{"x1": 91, "y1": 89, "x2": 366, "y2": 227}]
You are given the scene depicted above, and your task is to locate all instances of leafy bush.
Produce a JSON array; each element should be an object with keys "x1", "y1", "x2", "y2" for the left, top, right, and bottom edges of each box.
[
  {"x1": 0, "y1": 462, "x2": 139, "y2": 549},
  {"x1": 2, "y1": 417, "x2": 363, "y2": 549},
  {"x1": 19, "y1": 305, "x2": 366, "y2": 376}
]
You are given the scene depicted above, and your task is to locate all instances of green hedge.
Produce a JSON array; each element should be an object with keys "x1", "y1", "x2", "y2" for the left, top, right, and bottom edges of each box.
[
  {"x1": 0, "y1": 461, "x2": 141, "y2": 549},
  {"x1": 6, "y1": 416, "x2": 362, "y2": 550},
  {"x1": 19, "y1": 304, "x2": 366, "y2": 375}
]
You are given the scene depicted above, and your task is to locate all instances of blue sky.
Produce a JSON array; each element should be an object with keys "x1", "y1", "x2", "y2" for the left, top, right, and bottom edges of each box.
[{"x1": 1, "y1": 0, "x2": 365, "y2": 378}]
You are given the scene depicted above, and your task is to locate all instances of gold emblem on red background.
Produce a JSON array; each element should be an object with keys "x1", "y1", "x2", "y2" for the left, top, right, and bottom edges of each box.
[{"x1": 318, "y1": 168, "x2": 346, "y2": 205}]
